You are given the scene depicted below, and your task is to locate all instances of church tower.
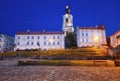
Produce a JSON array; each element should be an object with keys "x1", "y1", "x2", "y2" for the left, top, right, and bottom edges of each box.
[{"x1": 62, "y1": 5, "x2": 74, "y2": 36}]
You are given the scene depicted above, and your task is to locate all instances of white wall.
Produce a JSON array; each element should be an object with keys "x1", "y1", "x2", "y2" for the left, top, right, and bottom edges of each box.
[
  {"x1": 0, "y1": 34, "x2": 14, "y2": 52},
  {"x1": 15, "y1": 34, "x2": 65, "y2": 50},
  {"x1": 110, "y1": 30, "x2": 120, "y2": 48},
  {"x1": 62, "y1": 14, "x2": 74, "y2": 36},
  {"x1": 77, "y1": 28, "x2": 106, "y2": 48}
]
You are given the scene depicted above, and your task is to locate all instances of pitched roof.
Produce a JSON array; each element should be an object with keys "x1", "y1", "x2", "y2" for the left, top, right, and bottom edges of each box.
[
  {"x1": 16, "y1": 31, "x2": 64, "y2": 35},
  {"x1": 78, "y1": 25, "x2": 105, "y2": 30},
  {"x1": 109, "y1": 30, "x2": 120, "y2": 37}
]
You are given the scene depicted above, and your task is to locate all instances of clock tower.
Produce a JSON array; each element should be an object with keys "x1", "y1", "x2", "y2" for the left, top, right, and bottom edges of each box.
[{"x1": 62, "y1": 5, "x2": 74, "y2": 36}]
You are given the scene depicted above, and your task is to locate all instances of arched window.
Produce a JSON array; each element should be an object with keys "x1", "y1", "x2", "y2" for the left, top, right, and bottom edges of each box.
[{"x1": 66, "y1": 18, "x2": 68, "y2": 23}]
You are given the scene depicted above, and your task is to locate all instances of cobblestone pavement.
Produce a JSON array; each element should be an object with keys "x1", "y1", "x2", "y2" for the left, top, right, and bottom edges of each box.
[{"x1": 0, "y1": 63, "x2": 120, "y2": 81}]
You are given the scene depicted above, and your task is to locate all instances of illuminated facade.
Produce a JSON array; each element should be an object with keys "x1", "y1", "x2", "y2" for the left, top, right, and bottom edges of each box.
[
  {"x1": 62, "y1": 5, "x2": 74, "y2": 36},
  {"x1": 109, "y1": 30, "x2": 120, "y2": 48},
  {"x1": 14, "y1": 31, "x2": 65, "y2": 51},
  {"x1": 76, "y1": 25, "x2": 106, "y2": 48},
  {"x1": 0, "y1": 34, "x2": 14, "y2": 52}
]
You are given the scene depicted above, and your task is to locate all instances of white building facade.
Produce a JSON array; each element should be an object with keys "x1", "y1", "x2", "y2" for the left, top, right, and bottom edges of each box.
[
  {"x1": 14, "y1": 31, "x2": 65, "y2": 51},
  {"x1": 76, "y1": 25, "x2": 106, "y2": 48},
  {"x1": 109, "y1": 30, "x2": 120, "y2": 48},
  {"x1": 62, "y1": 5, "x2": 74, "y2": 36},
  {"x1": 0, "y1": 34, "x2": 14, "y2": 52}
]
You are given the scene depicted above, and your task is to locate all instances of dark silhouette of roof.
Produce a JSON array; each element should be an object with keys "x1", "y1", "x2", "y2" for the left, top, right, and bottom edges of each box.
[
  {"x1": 79, "y1": 25, "x2": 105, "y2": 30},
  {"x1": 16, "y1": 31, "x2": 64, "y2": 35}
]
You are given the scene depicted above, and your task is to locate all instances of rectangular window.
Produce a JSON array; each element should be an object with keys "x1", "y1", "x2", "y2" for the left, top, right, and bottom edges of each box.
[
  {"x1": 82, "y1": 33, "x2": 84, "y2": 36},
  {"x1": 53, "y1": 42, "x2": 55, "y2": 45},
  {"x1": 86, "y1": 39, "x2": 88, "y2": 42},
  {"x1": 18, "y1": 36, "x2": 20, "y2": 39},
  {"x1": 31, "y1": 42, "x2": 34, "y2": 45},
  {"x1": 86, "y1": 33, "x2": 88, "y2": 36},
  {"x1": 53, "y1": 36, "x2": 55, "y2": 39},
  {"x1": 38, "y1": 36, "x2": 40, "y2": 39},
  {"x1": 57, "y1": 36, "x2": 59, "y2": 39},
  {"x1": 57, "y1": 42, "x2": 59, "y2": 45},
  {"x1": 44, "y1": 36, "x2": 46, "y2": 39},
  {"x1": 27, "y1": 36, "x2": 29, "y2": 39},
  {"x1": 37, "y1": 42, "x2": 40, "y2": 46},
  {"x1": 82, "y1": 39, "x2": 84, "y2": 43},
  {"x1": 27, "y1": 42, "x2": 29, "y2": 45},
  {"x1": 32, "y1": 36, "x2": 34, "y2": 39},
  {"x1": 44, "y1": 42, "x2": 46, "y2": 45},
  {"x1": 48, "y1": 42, "x2": 51, "y2": 45},
  {"x1": 18, "y1": 42, "x2": 20, "y2": 45}
]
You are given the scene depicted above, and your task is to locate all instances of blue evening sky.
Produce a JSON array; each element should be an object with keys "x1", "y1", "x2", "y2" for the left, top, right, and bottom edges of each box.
[{"x1": 0, "y1": 0, "x2": 120, "y2": 37}]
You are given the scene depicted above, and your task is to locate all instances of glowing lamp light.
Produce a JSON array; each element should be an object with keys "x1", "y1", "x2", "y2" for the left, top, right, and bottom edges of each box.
[
  {"x1": 49, "y1": 38, "x2": 53, "y2": 43},
  {"x1": 66, "y1": 5, "x2": 69, "y2": 9},
  {"x1": 93, "y1": 36, "x2": 99, "y2": 42}
]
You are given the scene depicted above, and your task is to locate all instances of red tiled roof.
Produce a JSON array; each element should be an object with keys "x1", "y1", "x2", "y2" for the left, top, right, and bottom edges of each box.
[{"x1": 16, "y1": 31, "x2": 64, "y2": 35}]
